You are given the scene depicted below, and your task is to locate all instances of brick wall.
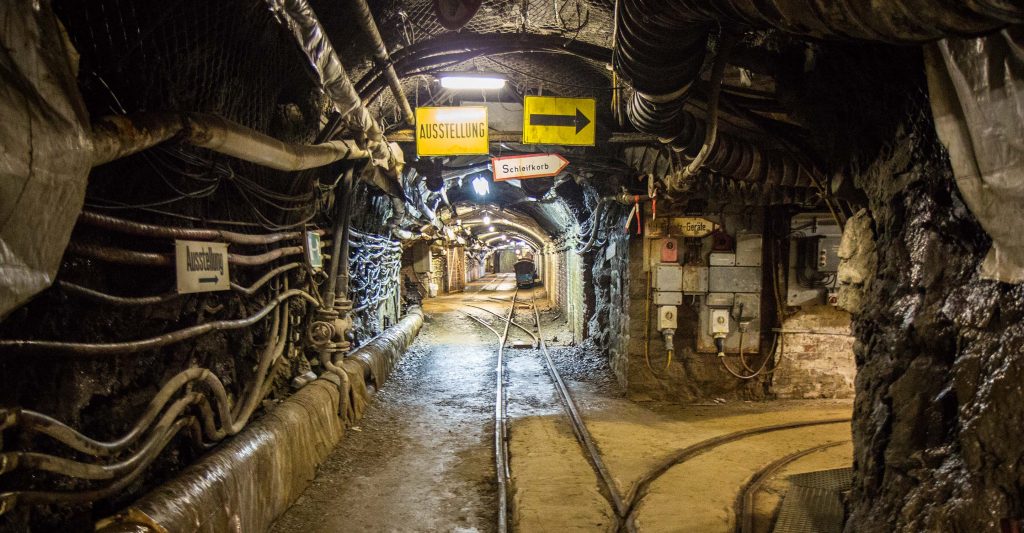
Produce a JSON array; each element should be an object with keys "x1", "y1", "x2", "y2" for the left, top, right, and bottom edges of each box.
[{"x1": 771, "y1": 306, "x2": 855, "y2": 398}]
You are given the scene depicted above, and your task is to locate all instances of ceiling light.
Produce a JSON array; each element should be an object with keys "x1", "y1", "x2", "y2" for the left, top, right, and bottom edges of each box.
[
  {"x1": 439, "y1": 74, "x2": 506, "y2": 90},
  {"x1": 482, "y1": 214, "x2": 491, "y2": 225},
  {"x1": 488, "y1": 225, "x2": 495, "y2": 232},
  {"x1": 472, "y1": 176, "x2": 490, "y2": 196}
]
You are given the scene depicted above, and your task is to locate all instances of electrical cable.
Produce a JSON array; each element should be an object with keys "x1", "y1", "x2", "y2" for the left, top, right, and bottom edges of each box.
[{"x1": 0, "y1": 289, "x2": 314, "y2": 357}]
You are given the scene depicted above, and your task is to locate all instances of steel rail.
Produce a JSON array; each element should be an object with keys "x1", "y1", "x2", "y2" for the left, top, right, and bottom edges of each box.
[
  {"x1": 459, "y1": 287, "x2": 518, "y2": 533},
  {"x1": 621, "y1": 417, "x2": 852, "y2": 532},
  {"x1": 464, "y1": 304, "x2": 537, "y2": 346},
  {"x1": 529, "y1": 291, "x2": 627, "y2": 521},
  {"x1": 494, "y1": 289, "x2": 517, "y2": 533},
  {"x1": 735, "y1": 440, "x2": 849, "y2": 533}
]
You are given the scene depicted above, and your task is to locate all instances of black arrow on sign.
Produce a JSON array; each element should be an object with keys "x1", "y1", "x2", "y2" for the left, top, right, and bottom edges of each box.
[
  {"x1": 529, "y1": 108, "x2": 591, "y2": 134},
  {"x1": 199, "y1": 276, "x2": 219, "y2": 284}
]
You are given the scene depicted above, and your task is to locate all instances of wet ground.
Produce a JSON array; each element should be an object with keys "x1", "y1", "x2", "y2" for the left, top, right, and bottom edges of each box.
[{"x1": 271, "y1": 274, "x2": 853, "y2": 533}]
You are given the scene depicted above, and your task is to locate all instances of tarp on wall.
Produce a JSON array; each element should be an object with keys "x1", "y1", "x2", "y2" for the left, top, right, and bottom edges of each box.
[
  {"x1": 926, "y1": 28, "x2": 1024, "y2": 283},
  {"x1": 0, "y1": 1, "x2": 93, "y2": 319}
]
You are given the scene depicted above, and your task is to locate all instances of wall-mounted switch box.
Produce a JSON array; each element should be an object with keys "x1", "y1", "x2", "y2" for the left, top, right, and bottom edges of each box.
[
  {"x1": 710, "y1": 308, "x2": 730, "y2": 335},
  {"x1": 660, "y1": 238, "x2": 679, "y2": 263},
  {"x1": 658, "y1": 306, "x2": 678, "y2": 330}
]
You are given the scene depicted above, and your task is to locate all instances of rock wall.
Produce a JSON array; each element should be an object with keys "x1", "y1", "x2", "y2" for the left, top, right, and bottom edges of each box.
[
  {"x1": 845, "y1": 92, "x2": 1024, "y2": 531},
  {"x1": 772, "y1": 306, "x2": 856, "y2": 399}
]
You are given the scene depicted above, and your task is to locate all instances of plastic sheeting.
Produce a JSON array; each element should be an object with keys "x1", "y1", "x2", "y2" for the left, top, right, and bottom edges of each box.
[
  {"x1": 926, "y1": 28, "x2": 1024, "y2": 283},
  {"x1": 96, "y1": 308, "x2": 424, "y2": 533},
  {"x1": 0, "y1": 1, "x2": 93, "y2": 319}
]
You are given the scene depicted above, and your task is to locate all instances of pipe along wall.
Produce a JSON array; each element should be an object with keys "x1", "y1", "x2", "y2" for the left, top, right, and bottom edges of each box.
[{"x1": 94, "y1": 307, "x2": 424, "y2": 533}]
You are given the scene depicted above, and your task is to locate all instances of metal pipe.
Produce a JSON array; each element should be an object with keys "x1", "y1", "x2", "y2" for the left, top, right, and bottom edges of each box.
[
  {"x1": 78, "y1": 211, "x2": 319, "y2": 245},
  {"x1": 66, "y1": 242, "x2": 305, "y2": 267},
  {"x1": 352, "y1": 0, "x2": 414, "y2": 126},
  {"x1": 265, "y1": 0, "x2": 387, "y2": 151},
  {"x1": 0, "y1": 289, "x2": 316, "y2": 357},
  {"x1": 184, "y1": 114, "x2": 371, "y2": 171},
  {"x1": 325, "y1": 169, "x2": 355, "y2": 309},
  {"x1": 89, "y1": 113, "x2": 373, "y2": 170},
  {"x1": 94, "y1": 309, "x2": 424, "y2": 532}
]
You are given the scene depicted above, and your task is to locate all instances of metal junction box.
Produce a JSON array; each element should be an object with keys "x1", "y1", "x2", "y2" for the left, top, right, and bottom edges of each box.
[
  {"x1": 708, "y1": 266, "x2": 761, "y2": 294},
  {"x1": 653, "y1": 264, "x2": 683, "y2": 292},
  {"x1": 697, "y1": 293, "x2": 761, "y2": 353},
  {"x1": 735, "y1": 233, "x2": 762, "y2": 266},
  {"x1": 654, "y1": 291, "x2": 683, "y2": 305},
  {"x1": 681, "y1": 265, "x2": 708, "y2": 294}
]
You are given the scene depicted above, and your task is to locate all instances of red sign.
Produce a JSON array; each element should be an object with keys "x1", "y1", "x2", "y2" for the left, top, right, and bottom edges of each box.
[
  {"x1": 433, "y1": 0, "x2": 482, "y2": 31},
  {"x1": 491, "y1": 153, "x2": 569, "y2": 181}
]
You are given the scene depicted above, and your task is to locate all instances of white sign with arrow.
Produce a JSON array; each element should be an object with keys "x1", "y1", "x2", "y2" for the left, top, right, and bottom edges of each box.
[
  {"x1": 491, "y1": 153, "x2": 569, "y2": 181},
  {"x1": 175, "y1": 240, "x2": 230, "y2": 294}
]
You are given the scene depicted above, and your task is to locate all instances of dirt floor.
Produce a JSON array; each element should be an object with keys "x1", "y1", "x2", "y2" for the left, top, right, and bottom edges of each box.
[{"x1": 270, "y1": 274, "x2": 854, "y2": 533}]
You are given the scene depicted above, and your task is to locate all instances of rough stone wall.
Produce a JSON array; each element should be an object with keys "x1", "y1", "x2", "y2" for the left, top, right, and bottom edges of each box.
[
  {"x1": 844, "y1": 93, "x2": 1024, "y2": 531},
  {"x1": 771, "y1": 306, "x2": 856, "y2": 399},
  {"x1": 588, "y1": 231, "x2": 631, "y2": 388}
]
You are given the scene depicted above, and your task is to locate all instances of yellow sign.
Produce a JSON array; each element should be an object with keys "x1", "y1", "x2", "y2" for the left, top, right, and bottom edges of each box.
[
  {"x1": 669, "y1": 217, "x2": 719, "y2": 238},
  {"x1": 522, "y1": 96, "x2": 596, "y2": 146},
  {"x1": 415, "y1": 106, "x2": 489, "y2": 156}
]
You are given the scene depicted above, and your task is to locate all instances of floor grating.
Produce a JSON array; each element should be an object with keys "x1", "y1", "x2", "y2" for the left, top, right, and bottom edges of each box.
[{"x1": 771, "y1": 468, "x2": 852, "y2": 533}]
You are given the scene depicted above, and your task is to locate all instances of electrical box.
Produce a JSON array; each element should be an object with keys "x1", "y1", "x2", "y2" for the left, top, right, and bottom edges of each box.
[
  {"x1": 657, "y1": 306, "x2": 678, "y2": 330},
  {"x1": 660, "y1": 238, "x2": 679, "y2": 263},
  {"x1": 735, "y1": 233, "x2": 762, "y2": 266},
  {"x1": 681, "y1": 265, "x2": 708, "y2": 293},
  {"x1": 697, "y1": 293, "x2": 761, "y2": 353},
  {"x1": 653, "y1": 264, "x2": 683, "y2": 292},
  {"x1": 654, "y1": 291, "x2": 683, "y2": 305},
  {"x1": 786, "y1": 213, "x2": 841, "y2": 307},
  {"x1": 412, "y1": 241, "x2": 433, "y2": 274},
  {"x1": 709, "y1": 252, "x2": 736, "y2": 266},
  {"x1": 708, "y1": 266, "x2": 761, "y2": 293}
]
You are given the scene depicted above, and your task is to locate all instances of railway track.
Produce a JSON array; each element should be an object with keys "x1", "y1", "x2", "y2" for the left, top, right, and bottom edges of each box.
[{"x1": 463, "y1": 283, "x2": 851, "y2": 533}]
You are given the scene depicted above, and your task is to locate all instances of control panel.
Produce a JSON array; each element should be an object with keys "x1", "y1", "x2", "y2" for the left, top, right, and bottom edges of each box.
[
  {"x1": 786, "y1": 213, "x2": 841, "y2": 307},
  {"x1": 646, "y1": 214, "x2": 763, "y2": 355}
]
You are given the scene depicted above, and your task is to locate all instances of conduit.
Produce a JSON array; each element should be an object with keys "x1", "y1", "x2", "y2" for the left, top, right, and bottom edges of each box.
[
  {"x1": 66, "y1": 242, "x2": 306, "y2": 268},
  {"x1": 352, "y1": 0, "x2": 414, "y2": 126},
  {"x1": 78, "y1": 211, "x2": 320, "y2": 245},
  {"x1": 90, "y1": 113, "x2": 378, "y2": 170},
  {"x1": 56, "y1": 263, "x2": 303, "y2": 305},
  {"x1": 94, "y1": 308, "x2": 424, "y2": 533},
  {"x1": 0, "y1": 289, "x2": 317, "y2": 357},
  {"x1": 616, "y1": 0, "x2": 1022, "y2": 186}
]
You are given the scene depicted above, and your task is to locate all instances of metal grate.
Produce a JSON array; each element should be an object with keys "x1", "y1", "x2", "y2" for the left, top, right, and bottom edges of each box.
[
  {"x1": 788, "y1": 467, "x2": 853, "y2": 491},
  {"x1": 771, "y1": 468, "x2": 853, "y2": 533}
]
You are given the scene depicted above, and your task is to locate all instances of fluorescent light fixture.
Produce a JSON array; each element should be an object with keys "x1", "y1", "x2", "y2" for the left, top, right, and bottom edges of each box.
[
  {"x1": 439, "y1": 74, "x2": 506, "y2": 90},
  {"x1": 482, "y1": 214, "x2": 491, "y2": 225},
  {"x1": 472, "y1": 176, "x2": 490, "y2": 196}
]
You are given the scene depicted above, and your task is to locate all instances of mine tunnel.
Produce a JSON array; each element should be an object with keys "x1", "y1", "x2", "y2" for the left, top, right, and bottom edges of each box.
[{"x1": 1, "y1": 1, "x2": 1022, "y2": 532}]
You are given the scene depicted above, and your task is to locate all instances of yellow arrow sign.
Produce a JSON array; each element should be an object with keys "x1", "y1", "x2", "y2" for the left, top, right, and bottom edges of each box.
[
  {"x1": 522, "y1": 96, "x2": 596, "y2": 146},
  {"x1": 415, "y1": 106, "x2": 489, "y2": 156}
]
